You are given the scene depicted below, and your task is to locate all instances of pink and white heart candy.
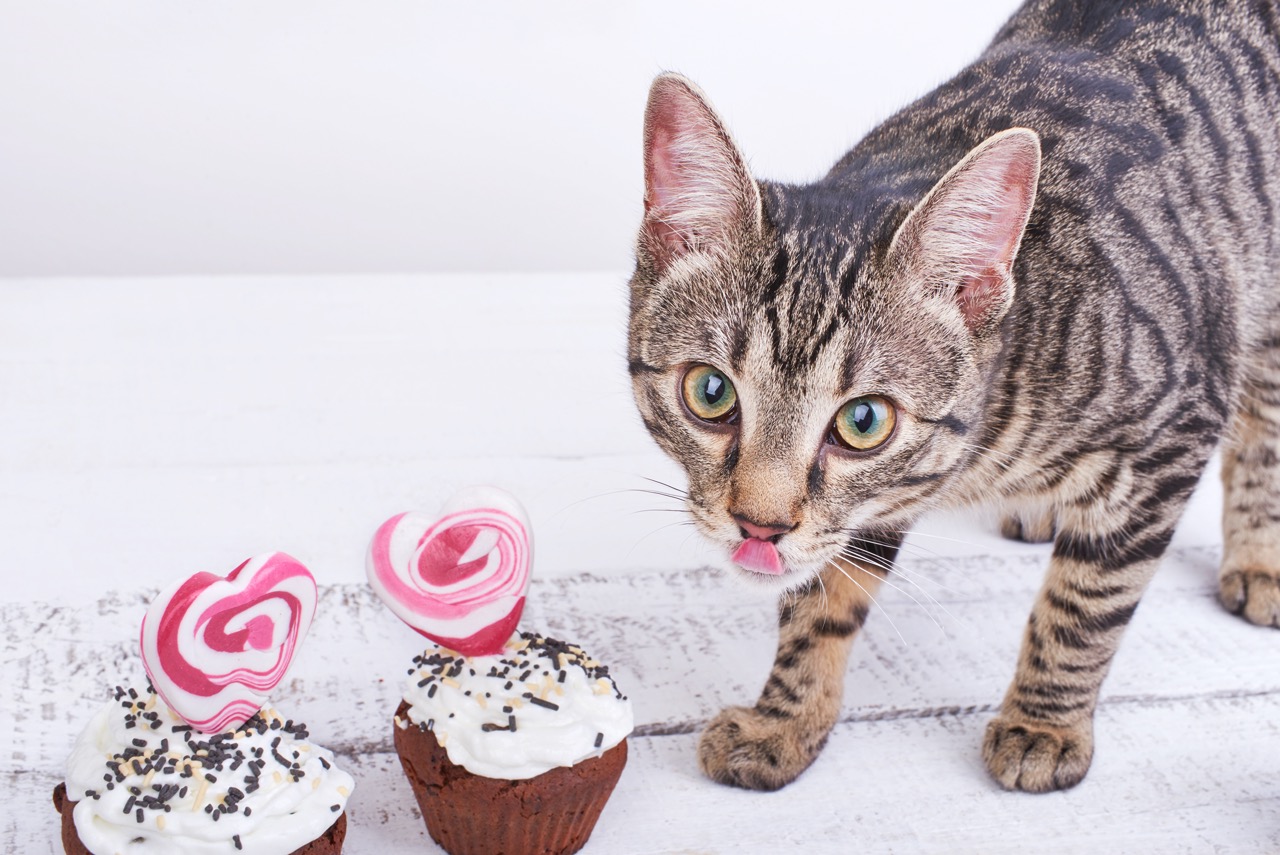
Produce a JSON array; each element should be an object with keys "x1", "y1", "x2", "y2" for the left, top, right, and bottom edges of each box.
[
  {"x1": 367, "y1": 486, "x2": 532, "y2": 656},
  {"x1": 139, "y1": 553, "x2": 317, "y2": 734}
]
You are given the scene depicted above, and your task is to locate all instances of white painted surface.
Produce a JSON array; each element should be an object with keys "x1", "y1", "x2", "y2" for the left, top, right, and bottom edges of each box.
[
  {"x1": 0, "y1": 0, "x2": 1024, "y2": 276},
  {"x1": 3, "y1": 274, "x2": 1277, "y2": 853},
  {"x1": 0, "y1": 274, "x2": 1226, "y2": 602}
]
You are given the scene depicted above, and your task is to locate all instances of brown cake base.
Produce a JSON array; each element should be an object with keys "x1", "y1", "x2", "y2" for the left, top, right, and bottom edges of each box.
[
  {"x1": 393, "y1": 700, "x2": 626, "y2": 855},
  {"x1": 52, "y1": 782, "x2": 347, "y2": 855}
]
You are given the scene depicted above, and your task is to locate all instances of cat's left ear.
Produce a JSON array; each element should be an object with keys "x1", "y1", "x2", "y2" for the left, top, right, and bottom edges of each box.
[
  {"x1": 640, "y1": 73, "x2": 763, "y2": 274},
  {"x1": 889, "y1": 128, "x2": 1041, "y2": 337}
]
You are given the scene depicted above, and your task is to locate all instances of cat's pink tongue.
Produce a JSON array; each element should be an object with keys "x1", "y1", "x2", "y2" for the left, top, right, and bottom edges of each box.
[{"x1": 732, "y1": 538, "x2": 784, "y2": 576}]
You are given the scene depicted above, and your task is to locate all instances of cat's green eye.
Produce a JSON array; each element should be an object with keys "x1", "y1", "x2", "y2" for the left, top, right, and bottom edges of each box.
[
  {"x1": 682, "y1": 364, "x2": 738, "y2": 423},
  {"x1": 832, "y1": 395, "x2": 896, "y2": 451}
]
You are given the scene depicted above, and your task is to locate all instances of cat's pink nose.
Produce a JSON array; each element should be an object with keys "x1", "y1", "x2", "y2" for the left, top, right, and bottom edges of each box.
[{"x1": 732, "y1": 515, "x2": 794, "y2": 543}]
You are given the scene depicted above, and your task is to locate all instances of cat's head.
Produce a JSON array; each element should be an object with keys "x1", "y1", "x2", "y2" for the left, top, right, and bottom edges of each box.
[{"x1": 628, "y1": 73, "x2": 1040, "y2": 592}]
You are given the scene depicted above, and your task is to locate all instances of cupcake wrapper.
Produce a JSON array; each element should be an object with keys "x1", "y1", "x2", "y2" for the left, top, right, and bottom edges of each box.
[{"x1": 394, "y1": 701, "x2": 627, "y2": 855}]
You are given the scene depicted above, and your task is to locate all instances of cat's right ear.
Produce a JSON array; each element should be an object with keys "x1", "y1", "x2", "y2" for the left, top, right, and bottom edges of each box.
[
  {"x1": 889, "y1": 128, "x2": 1041, "y2": 338},
  {"x1": 641, "y1": 73, "x2": 762, "y2": 274}
]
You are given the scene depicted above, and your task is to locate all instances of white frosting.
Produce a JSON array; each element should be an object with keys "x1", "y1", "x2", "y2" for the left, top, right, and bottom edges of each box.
[
  {"x1": 399, "y1": 632, "x2": 633, "y2": 780},
  {"x1": 65, "y1": 686, "x2": 353, "y2": 855}
]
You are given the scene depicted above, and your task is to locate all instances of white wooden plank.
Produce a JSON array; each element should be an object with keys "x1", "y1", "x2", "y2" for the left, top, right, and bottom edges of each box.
[
  {"x1": 6, "y1": 556, "x2": 1277, "y2": 853},
  {"x1": 0, "y1": 446, "x2": 1226, "y2": 604},
  {"x1": 0, "y1": 455, "x2": 703, "y2": 602},
  {"x1": 601, "y1": 694, "x2": 1280, "y2": 855},
  {"x1": 0, "y1": 273, "x2": 1229, "y2": 601},
  {"x1": 5, "y1": 550, "x2": 1271, "y2": 758},
  {"x1": 0, "y1": 274, "x2": 638, "y2": 470}
]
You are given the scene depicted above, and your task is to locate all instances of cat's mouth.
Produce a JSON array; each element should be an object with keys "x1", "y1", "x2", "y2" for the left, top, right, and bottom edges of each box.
[
  {"x1": 723, "y1": 536, "x2": 821, "y2": 592},
  {"x1": 731, "y1": 537, "x2": 786, "y2": 576},
  {"x1": 689, "y1": 506, "x2": 813, "y2": 586},
  {"x1": 722, "y1": 529, "x2": 844, "y2": 591}
]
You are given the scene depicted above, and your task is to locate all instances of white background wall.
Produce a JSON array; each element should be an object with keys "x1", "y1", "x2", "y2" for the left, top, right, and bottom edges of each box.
[{"x1": 1, "y1": 0, "x2": 1024, "y2": 277}]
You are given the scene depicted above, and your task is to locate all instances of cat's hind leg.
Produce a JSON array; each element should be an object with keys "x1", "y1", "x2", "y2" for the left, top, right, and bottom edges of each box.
[
  {"x1": 1220, "y1": 396, "x2": 1280, "y2": 627},
  {"x1": 999, "y1": 506, "x2": 1056, "y2": 543},
  {"x1": 697, "y1": 536, "x2": 900, "y2": 790}
]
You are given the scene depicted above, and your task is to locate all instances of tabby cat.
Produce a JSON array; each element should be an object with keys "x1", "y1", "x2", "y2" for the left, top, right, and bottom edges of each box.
[{"x1": 627, "y1": 0, "x2": 1280, "y2": 793}]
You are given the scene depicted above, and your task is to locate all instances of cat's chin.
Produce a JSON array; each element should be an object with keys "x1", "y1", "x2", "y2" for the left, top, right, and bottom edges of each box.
[{"x1": 718, "y1": 554, "x2": 816, "y2": 595}]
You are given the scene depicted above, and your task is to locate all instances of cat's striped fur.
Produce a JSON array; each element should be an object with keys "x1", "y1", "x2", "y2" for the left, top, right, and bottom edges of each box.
[{"x1": 628, "y1": 0, "x2": 1280, "y2": 793}]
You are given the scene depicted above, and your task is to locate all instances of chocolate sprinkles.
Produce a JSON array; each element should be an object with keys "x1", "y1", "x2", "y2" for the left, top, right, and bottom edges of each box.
[
  {"x1": 82, "y1": 686, "x2": 347, "y2": 839},
  {"x1": 405, "y1": 631, "x2": 627, "y2": 753}
]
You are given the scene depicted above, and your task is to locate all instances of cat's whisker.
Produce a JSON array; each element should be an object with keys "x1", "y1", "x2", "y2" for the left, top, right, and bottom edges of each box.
[
  {"x1": 831, "y1": 542, "x2": 892, "y2": 574},
  {"x1": 879, "y1": 560, "x2": 963, "y2": 597},
  {"x1": 842, "y1": 545, "x2": 960, "y2": 598},
  {"x1": 843, "y1": 531, "x2": 957, "y2": 566},
  {"x1": 639, "y1": 476, "x2": 690, "y2": 499},
  {"x1": 881, "y1": 528, "x2": 986, "y2": 550},
  {"x1": 680, "y1": 529, "x2": 705, "y2": 554},
  {"x1": 861, "y1": 567, "x2": 955, "y2": 629},
  {"x1": 839, "y1": 547, "x2": 952, "y2": 632},
  {"x1": 814, "y1": 570, "x2": 830, "y2": 611},
  {"x1": 842, "y1": 533, "x2": 965, "y2": 595},
  {"x1": 825, "y1": 560, "x2": 907, "y2": 647},
  {"x1": 624, "y1": 487, "x2": 691, "y2": 504},
  {"x1": 878, "y1": 536, "x2": 966, "y2": 566},
  {"x1": 550, "y1": 483, "x2": 691, "y2": 520},
  {"x1": 880, "y1": 551, "x2": 962, "y2": 593},
  {"x1": 624, "y1": 518, "x2": 700, "y2": 561},
  {"x1": 550, "y1": 487, "x2": 671, "y2": 518}
]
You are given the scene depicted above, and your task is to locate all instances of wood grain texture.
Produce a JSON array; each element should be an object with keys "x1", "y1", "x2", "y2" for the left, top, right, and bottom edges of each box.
[{"x1": 7, "y1": 547, "x2": 1278, "y2": 854}]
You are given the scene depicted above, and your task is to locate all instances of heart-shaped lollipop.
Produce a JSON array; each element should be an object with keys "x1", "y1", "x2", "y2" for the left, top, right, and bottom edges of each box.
[
  {"x1": 367, "y1": 486, "x2": 532, "y2": 656},
  {"x1": 139, "y1": 552, "x2": 317, "y2": 733}
]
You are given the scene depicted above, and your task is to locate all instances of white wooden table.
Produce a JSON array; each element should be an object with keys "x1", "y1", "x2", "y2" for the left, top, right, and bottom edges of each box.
[{"x1": 3, "y1": 275, "x2": 1277, "y2": 853}]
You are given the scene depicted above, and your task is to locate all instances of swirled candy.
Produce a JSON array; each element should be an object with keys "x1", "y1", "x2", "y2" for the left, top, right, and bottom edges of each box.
[
  {"x1": 139, "y1": 553, "x2": 318, "y2": 733},
  {"x1": 367, "y1": 486, "x2": 532, "y2": 656}
]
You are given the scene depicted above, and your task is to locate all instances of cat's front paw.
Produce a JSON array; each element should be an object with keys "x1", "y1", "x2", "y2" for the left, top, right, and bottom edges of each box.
[
  {"x1": 981, "y1": 715, "x2": 1093, "y2": 792},
  {"x1": 1219, "y1": 568, "x2": 1280, "y2": 627},
  {"x1": 698, "y1": 705, "x2": 826, "y2": 791}
]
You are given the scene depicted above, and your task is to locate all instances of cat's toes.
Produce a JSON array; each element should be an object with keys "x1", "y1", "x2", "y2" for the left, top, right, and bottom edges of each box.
[
  {"x1": 1219, "y1": 568, "x2": 1280, "y2": 627},
  {"x1": 981, "y1": 715, "x2": 1093, "y2": 792},
  {"x1": 999, "y1": 509, "x2": 1055, "y2": 543},
  {"x1": 698, "y1": 705, "x2": 824, "y2": 791}
]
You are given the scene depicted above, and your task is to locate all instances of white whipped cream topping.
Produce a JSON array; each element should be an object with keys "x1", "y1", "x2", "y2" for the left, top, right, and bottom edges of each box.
[
  {"x1": 65, "y1": 686, "x2": 353, "y2": 855},
  {"x1": 399, "y1": 632, "x2": 633, "y2": 780}
]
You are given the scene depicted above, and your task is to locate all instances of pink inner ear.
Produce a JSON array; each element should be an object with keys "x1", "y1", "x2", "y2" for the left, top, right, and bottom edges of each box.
[
  {"x1": 956, "y1": 268, "x2": 1007, "y2": 328},
  {"x1": 972, "y1": 158, "x2": 1038, "y2": 260},
  {"x1": 646, "y1": 125, "x2": 688, "y2": 254},
  {"x1": 911, "y1": 131, "x2": 1039, "y2": 332},
  {"x1": 642, "y1": 75, "x2": 757, "y2": 270}
]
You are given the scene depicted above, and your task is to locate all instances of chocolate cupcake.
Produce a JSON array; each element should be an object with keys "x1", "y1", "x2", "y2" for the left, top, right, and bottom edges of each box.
[
  {"x1": 393, "y1": 633, "x2": 632, "y2": 855},
  {"x1": 54, "y1": 553, "x2": 354, "y2": 854},
  {"x1": 55, "y1": 685, "x2": 352, "y2": 855},
  {"x1": 366, "y1": 488, "x2": 633, "y2": 855}
]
